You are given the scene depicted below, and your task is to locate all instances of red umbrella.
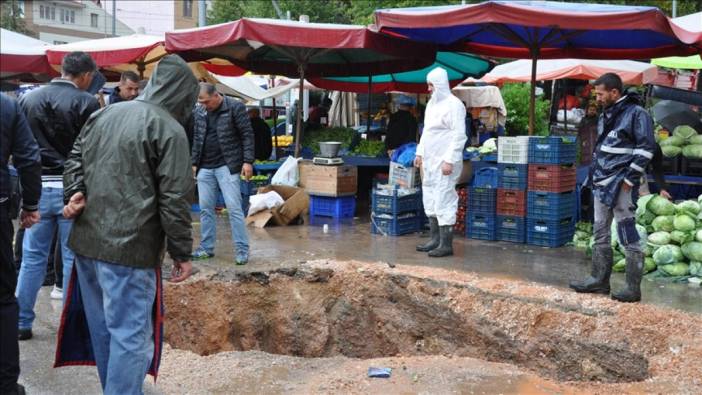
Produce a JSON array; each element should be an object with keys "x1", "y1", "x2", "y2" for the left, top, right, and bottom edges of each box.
[
  {"x1": 166, "y1": 18, "x2": 436, "y2": 156},
  {"x1": 1, "y1": 28, "x2": 57, "y2": 80}
]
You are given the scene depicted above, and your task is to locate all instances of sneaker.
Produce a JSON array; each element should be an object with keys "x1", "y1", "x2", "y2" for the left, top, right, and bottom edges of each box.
[
  {"x1": 192, "y1": 248, "x2": 214, "y2": 261},
  {"x1": 18, "y1": 329, "x2": 32, "y2": 341},
  {"x1": 235, "y1": 254, "x2": 248, "y2": 266},
  {"x1": 50, "y1": 285, "x2": 63, "y2": 300}
]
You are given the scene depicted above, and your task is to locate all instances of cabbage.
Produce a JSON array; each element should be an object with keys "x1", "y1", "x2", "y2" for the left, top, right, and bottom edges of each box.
[
  {"x1": 661, "y1": 146, "x2": 682, "y2": 158},
  {"x1": 676, "y1": 200, "x2": 701, "y2": 215},
  {"x1": 644, "y1": 245, "x2": 653, "y2": 257},
  {"x1": 659, "y1": 262, "x2": 690, "y2": 277},
  {"x1": 613, "y1": 258, "x2": 626, "y2": 272},
  {"x1": 681, "y1": 242, "x2": 702, "y2": 262},
  {"x1": 696, "y1": 230, "x2": 702, "y2": 243},
  {"x1": 481, "y1": 138, "x2": 497, "y2": 152},
  {"x1": 682, "y1": 144, "x2": 702, "y2": 159},
  {"x1": 690, "y1": 261, "x2": 702, "y2": 277},
  {"x1": 648, "y1": 231, "x2": 671, "y2": 246},
  {"x1": 659, "y1": 135, "x2": 685, "y2": 147},
  {"x1": 637, "y1": 194, "x2": 655, "y2": 210},
  {"x1": 690, "y1": 135, "x2": 702, "y2": 145},
  {"x1": 673, "y1": 125, "x2": 697, "y2": 141},
  {"x1": 644, "y1": 257, "x2": 657, "y2": 274},
  {"x1": 613, "y1": 250, "x2": 625, "y2": 263},
  {"x1": 648, "y1": 195, "x2": 676, "y2": 216},
  {"x1": 670, "y1": 230, "x2": 693, "y2": 245},
  {"x1": 652, "y1": 244, "x2": 683, "y2": 265},
  {"x1": 636, "y1": 210, "x2": 657, "y2": 225},
  {"x1": 652, "y1": 215, "x2": 675, "y2": 232},
  {"x1": 698, "y1": 194, "x2": 702, "y2": 204},
  {"x1": 673, "y1": 214, "x2": 696, "y2": 232}
]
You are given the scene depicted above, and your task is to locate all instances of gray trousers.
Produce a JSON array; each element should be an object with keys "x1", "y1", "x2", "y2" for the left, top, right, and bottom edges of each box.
[{"x1": 593, "y1": 186, "x2": 642, "y2": 255}]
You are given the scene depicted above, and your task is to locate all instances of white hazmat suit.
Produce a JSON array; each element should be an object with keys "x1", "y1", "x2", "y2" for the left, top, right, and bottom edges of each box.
[{"x1": 417, "y1": 67, "x2": 467, "y2": 226}]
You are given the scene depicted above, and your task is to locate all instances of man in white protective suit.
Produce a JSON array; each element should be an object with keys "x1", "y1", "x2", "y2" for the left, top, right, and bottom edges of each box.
[{"x1": 414, "y1": 67, "x2": 467, "y2": 257}]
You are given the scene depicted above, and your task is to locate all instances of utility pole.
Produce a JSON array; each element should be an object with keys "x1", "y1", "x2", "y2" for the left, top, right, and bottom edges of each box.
[
  {"x1": 271, "y1": 0, "x2": 284, "y2": 20},
  {"x1": 198, "y1": 0, "x2": 206, "y2": 27},
  {"x1": 672, "y1": 0, "x2": 677, "y2": 17},
  {"x1": 112, "y1": 0, "x2": 116, "y2": 36}
]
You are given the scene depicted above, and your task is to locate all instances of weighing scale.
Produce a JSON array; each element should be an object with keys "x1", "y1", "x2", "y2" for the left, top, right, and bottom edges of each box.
[{"x1": 312, "y1": 157, "x2": 344, "y2": 166}]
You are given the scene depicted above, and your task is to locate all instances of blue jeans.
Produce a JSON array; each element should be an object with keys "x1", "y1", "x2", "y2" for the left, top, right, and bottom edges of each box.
[
  {"x1": 75, "y1": 255, "x2": 156, "y2": 395},
  {"x1": 197, "y1": 166, "x2": 249, "y2": 258},
  {"x1": 16, "y1": 187, "x2": 74, "y2": 329}
]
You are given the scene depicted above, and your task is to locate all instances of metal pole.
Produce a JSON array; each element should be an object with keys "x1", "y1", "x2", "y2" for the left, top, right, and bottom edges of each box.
[
  {"x1": 672, "y1": 0, "x2": 677, "y2": 18},
  {"x1": 529, "y1": 52, "x2": 537, "y2": 136},
  {"x1": 294, "y1": 66, "x2": 305, "y2": 158},
  {"x1": 367, "y1": 75, "x2": 372, "y2": 134},
  {"x1": 112, "y1": 0, "x2": 116, "y2": 36},
  {"x1": 198, "y1": 0, "x2": 206, "y2": 27},
  {"x1": 271, "y1": 77, "x2": 279, "y2": 159}
]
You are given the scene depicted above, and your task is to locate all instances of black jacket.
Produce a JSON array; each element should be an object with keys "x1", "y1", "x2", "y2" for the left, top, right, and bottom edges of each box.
[
  {"x1": 192, "y1": 96, "x2": 255, "y2": 174},
  {"x1": 251, "y1": 116, "x2": 272, "y2": 161},
  {"x1": 18, "y1": 79, "x2": 99, "y2": 177},
  {"x1": 1, "y1": 93, "x2": 41, "y2": 211},
  {"x1": 385, "y1": 109, "x2": 417, "y2": 150}
]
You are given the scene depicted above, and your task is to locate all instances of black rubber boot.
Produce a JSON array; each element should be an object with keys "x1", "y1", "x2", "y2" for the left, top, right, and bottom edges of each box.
[
  {"x1": 428, "y1": 225, "x2": 454, "y2": 257},
  {"x1": 612, "y1": 251, "x2": 643, "y2": 303},
  {"x1": 417, "y1": 217, "x2": 439, "y2": 252},
  {"x1": 569, "y1": 247, "x2": 612, "y2": 294}
]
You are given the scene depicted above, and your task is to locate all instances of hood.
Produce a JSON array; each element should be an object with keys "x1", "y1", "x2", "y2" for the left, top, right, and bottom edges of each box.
[
  {"x1": 427, "y1": 67, "x2": 451, "y2": 104},
  {"x1": 139, "y1": 55, "x2": 198, "y2": 127}
]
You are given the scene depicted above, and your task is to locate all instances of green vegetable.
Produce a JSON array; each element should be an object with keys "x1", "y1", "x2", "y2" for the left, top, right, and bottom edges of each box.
[
  {"x1": 575, "y1": 222, "x2": 593, "y2": 234},
  {"x1": 351, "y1": 140, "x2": 385, "y2": 157},
  {"x1": 659, "y1": 135, "x2": 685, "y2": 147},
  {"x1": 652, "y1": 244, "x2": 683, "y2": 265},
  {"x1": 673, "y1": 214, "x2": 696, "y2": 232},
  {"x1": 670, "y1": 230, "x2": 693, "y2": 245},
  {"x1": 661, "y1": 145, "x2": 682, "y2": 158},
  {"x1": 690, "y1": 261, "x2": 702, "y2": 277},
  {"x1": 648, "y1": 195, "x2": 676, "y2": 216},
  {"x1": 689, "y1": 135, "x2": 702, "y2": 145},
  {"x1": 682, "y1": 144, "x2": 702, "y2": 159},
  {"x1": 613, "y1": 259, "x2": 626, "y2": 272},
  {"x1": 681, "y1": 242, "x2": 702, "y2": 262},
  {"x1": 673, "y1": 125, "x2": 697, "y2": 142},
  {"x1": 301, "y1": 127, "x2": 357, "y2": 155},
  {"x1": 652, "y1": 215, "x2": 675, "y2": 232},
  {"x1": 676, "y1": 200, "x2": 701, "y2": 215},
  {"x1": 648, "y1": 231, "x2": 671, "y2": 246},
  {"x1": 644, "y1": 257, "x2": 657, "y2": 274},
  {"x1": 659, "y1": 262, "x2": 690, "y2": 277},
  {"x1": 695, "y1": 230, "x2": 702, "y2": 243}
]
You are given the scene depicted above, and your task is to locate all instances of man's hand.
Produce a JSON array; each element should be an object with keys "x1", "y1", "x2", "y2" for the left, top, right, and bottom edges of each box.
[
  {"x1": 63, "y1": 192, "x2": 86, "y2": 219},
  {"x1": 414, "y1": 155, "x2": 423, "y2": 168},
  {"x1": 660, "y1": 189, "x2": 672, "y2": 200},
  {"x1": 621, "y1": 182, "x2": 632, "y2": 192},
  {"x1": 19, "y1": 210, "x2": 40, "y2": 229},
  {"x1": 192, "y1": 166, "x2": 197, "y2": 179},
  {"x1": 170, "y1": 260, "x2": 193, "y2": 283},
  {"x1": 441, "y1": 161, "x2": 453, "y2": 176},
  {"x1": 241, "y1": 163, "x2": 254, "y2": 181}
]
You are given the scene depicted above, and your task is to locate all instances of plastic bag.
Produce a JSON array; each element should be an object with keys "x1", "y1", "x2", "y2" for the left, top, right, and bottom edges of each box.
[
  {"x1": 248, "y1": 191, "x2": 285, "y2": 216},
  {"x1": 271, "y1": 156, "x2": 299, "y2": 186},
  {"x1": 390, "y1": 143, "x2": 417, "y2": 167}
]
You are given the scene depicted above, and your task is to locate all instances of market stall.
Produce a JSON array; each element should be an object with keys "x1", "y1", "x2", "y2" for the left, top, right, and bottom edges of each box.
[{"x1": 0, "y1": 28, "x2": 56, "y2": 81}]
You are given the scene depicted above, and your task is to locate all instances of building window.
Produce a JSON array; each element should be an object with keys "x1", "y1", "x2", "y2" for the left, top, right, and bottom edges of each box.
[
  {"x1": 50, "y1": 6, "x2": 55, "y2": 20},
  {"x1": 70, "y1": 10, "x2": 75, "y2": 23},
  {"x1": 60, "y1": 8, "x2": 65, "y2": 23},
  {"x1": 18, "y1": 0, "x2": 25, "y2": 17},
  {"x1": 39, "y1": 5, "x2": 44, "y2": 19},
  {"x1": 183, "y1": 0, "x2": 193, "y2": 18},
  {"x1": 53, "y1": 40, "x2": 67, "y2": 45},
  {"x1": 91, "y1": 13, "x2": 98, "y2": 28}
]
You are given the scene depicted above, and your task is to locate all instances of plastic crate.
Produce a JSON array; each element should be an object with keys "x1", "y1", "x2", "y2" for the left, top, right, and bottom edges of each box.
[
  {"x1": 661, "y1": 155, "x2": 680, "y2": 175},
  {"x1": 309, "y1": 195, "x2": 356, "y2": 218},
  {"x1": 526, "y1": 217, "x2": 575, "y2": 247},
  {"x1": 528, "y1": 136, "x2": 577, "y2": 164},
  {"x1": 498, "y1": 163, "x2": 528, "y2": 190},
  {"x1": 466, "y1": 212, "x2": 496, "y2": 241},
  {"x1": 681, "y1": 157, "x2": 702, "y2": 177},
  {"x1": 468, "y1": 186, "x2": 497, "y2": 214},
  {"x1": 483, "y1": 153, "x2": 498, "y2": 163},
  {"x1": 473, "y1": 167, "x2": 499, "y2": 188},
  {"x1": 498, "y1": 136, "x2": 530, "y2": 164},
  {"x1": 527, "y1": 191, "x2": 576, "y2": 221},
  {"x1": 497, "y1": 215, "x2": 526, "y2": 243},
  {"x1": 527, "y1": 164, "x2": 576, "y2": 192},
  {"x1": 371, "y1": 212, "x2": 421, "y2": 236},
  {"x1": 496, "y1": 189, "x2": 527, "y2": 217},
  {"x1": 371, "y1": 188, "x2": 422, "y2": 215}
]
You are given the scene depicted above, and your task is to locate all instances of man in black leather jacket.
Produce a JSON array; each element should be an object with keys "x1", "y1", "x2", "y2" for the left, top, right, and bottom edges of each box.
[{"x1": 15, "y1": 52, "x2": 99, "y2": 341}]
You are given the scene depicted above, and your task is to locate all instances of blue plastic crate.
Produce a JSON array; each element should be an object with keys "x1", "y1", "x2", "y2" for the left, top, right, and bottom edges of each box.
[
  {"x1": 371, "y1": 188, "x2": 422, "y2": 215},
  {"x1": 310, "y1": 195, "x2": 356, "y2": 218},
  {"x1": 473, "y1": 167, "x2": 499, "y2": 188},
  {"x1": 498, "y1": 163, "x2": 528, "y2": 190},
  {"x1": 526, "y1": 217, "x2": 575, "y2": 247},
  {"x1": 468, "y1": 186, "x2": 497, "y2": 214},
  {"x1": 528, "y1": 136, "x2": 577, "y2": 164},
  {"x1": 527, "y1": 191, "x2": 576, "y2": 221},
  {"x1": 483, "y1": 153, "x2": 498, "y2": 163},
  {"x1": 497, "y1": 215, "x2": 526, "y2": 243},
  {"x1": 466, "y1": 212, "x2": 496, "y2": 241},
  {"x1": 371, "y1": 213, "x2": 421, "y2": 236}
]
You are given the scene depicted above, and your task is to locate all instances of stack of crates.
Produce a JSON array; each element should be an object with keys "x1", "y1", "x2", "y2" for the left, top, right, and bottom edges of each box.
[
  {"x1": 370, "y1": 185, "x2": 423, "y2": 236},
  {"x1": 467, "y1": 167, "x2": 498, "y2": 240},
  {"x1": 495, "y1": 136, "x2": 530, "y2": 243},
  {"x1": 526, "y1": 136, "x2": 577, "y2": 247}
]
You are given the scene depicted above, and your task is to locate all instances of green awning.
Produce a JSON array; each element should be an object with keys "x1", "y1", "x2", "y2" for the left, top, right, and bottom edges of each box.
[{"x1": 652, "y1": 55, "x2": 702, "y2": 70}]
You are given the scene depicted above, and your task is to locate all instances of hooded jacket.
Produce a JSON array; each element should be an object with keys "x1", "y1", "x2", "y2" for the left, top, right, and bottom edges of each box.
[
  {"x1": 591, "y1": 93, "x2": 655, "y2": 207},
  {"x1": 63, "y1": 55, "x2": 198, "y2": 268}
]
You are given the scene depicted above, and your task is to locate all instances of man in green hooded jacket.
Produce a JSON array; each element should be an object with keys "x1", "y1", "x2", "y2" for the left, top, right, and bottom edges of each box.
[{"x1": 61, "y1": 55, "x2": 197, "y2": 394}]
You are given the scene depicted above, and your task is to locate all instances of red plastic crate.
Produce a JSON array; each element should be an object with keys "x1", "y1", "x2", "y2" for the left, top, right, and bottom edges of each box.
[
  {"x1": 527, "y1": 164, "x2": 576, "y2": 193},
  {"x1": 496, "y1": 189, "x2": 526, "y2": 217}
]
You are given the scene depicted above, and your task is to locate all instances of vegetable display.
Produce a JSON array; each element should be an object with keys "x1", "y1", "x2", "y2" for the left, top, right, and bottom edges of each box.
[
  {"x1": 657, "y1": 125, "x2": 702, "y2": 159},
  {"x1": 351, "y1": 140, "x2": 386, "y2": 157},
  {"x1": 301, "y1": 127, "x2": 357, "y2": 155}
]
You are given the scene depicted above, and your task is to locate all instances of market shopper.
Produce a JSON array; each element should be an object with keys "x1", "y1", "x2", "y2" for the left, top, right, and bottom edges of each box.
[
  {"x1": 59, "y1": 54, "x2": 196, "y2": 394},
  {"x1": 16, "y1": 51, "x2": 99, "y2": 341},
  {"x1": 191, "y1": 83, "x2": 255, "y2": 265},
  {"x1": 570, "y1": 73, "x2": 656, "y2": 303},
  {"x1": 385, "y1": 95, "x2": 418, "y2": 157},
  {"x1": 105, "y1": 71, "x2": 140, "y2": 105},
  {"x1": 1, "y1": 93, "x2": 42, "y2": 395},
  {"x1": 415, "y1": 67, "x2": 467, "y2": 257},
  {"x1": 249, "y1": 108, "x2": 273, "y2": 161}
]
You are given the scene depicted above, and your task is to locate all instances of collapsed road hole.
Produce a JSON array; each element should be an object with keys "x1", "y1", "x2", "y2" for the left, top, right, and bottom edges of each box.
[{"x1": 164, "y1": 266, "x2": 649, "y2": 383}]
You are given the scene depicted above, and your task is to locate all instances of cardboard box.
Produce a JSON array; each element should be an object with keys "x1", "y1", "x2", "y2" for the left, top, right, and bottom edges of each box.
[
  {"x1": 246, "y1": 185, "x2": 309, "y2": 228},
  {"x1": 389, "y1": 161, "x2": 420, "y2": 188},
  {"x1": 298, "y1": 161, "x2": 358, "y2": 197}
]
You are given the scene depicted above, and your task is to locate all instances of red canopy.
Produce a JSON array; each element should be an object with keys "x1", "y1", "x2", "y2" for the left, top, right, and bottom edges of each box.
[{"x1": 1, "y1": 28, "x2": 56, "y2": 79}]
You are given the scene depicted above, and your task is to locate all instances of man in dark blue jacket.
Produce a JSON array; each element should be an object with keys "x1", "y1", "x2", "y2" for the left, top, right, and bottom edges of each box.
[
  {"x1": 1, "y1": 93, "x2": 42, "y2": 395},
  {"x1": 570, "y1": 73, "x2": 656, "y2": 303}
]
